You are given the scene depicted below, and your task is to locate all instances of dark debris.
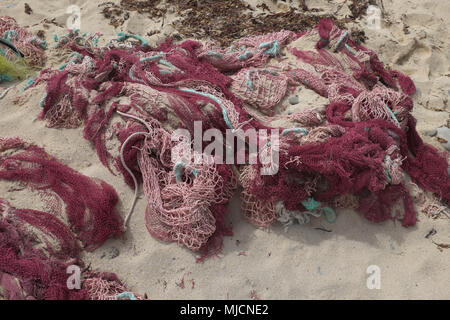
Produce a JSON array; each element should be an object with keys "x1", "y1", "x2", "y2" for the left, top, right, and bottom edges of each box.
[
  {"x1": 98, "y1": 0, "x2": 362, "y2": 47},
  {"x1": 24, "y1": 3, "x2": 33, "y2": 15}
]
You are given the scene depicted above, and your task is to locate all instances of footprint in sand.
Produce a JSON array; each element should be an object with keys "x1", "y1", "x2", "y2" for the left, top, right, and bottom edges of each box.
[{"x1": 394, "y1": 39, "x2": 432, "y2": 81}]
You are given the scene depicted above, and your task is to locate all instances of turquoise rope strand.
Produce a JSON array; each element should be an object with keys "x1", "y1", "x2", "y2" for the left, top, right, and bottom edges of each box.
[{"x1": 179, "y1": 87, "x2": 234, "y2": 129}]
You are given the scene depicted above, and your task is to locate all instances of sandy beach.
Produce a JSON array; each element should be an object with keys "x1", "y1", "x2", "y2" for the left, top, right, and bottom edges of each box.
[{"x1": 0, "y1": 0, "x2": 449, "y2": 300}]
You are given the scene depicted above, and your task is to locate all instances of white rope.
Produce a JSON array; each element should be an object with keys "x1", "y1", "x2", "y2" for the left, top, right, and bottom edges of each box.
[{"x1": 0, "y1": 84, "x2": 15, "y2": 99}]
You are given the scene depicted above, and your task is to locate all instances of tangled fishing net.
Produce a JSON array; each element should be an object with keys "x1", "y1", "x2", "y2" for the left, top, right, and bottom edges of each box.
[
  {"x1": 15, "y1": 18, "x2": 450, "y2": 262},
  {"x1": 0, "y1": 137, "x2": 141, "y2": 300}
]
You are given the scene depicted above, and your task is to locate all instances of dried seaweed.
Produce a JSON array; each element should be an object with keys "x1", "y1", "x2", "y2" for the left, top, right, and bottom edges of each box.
[{"x1": 98, "y1": 0, "x2": 357, "y2": 46}]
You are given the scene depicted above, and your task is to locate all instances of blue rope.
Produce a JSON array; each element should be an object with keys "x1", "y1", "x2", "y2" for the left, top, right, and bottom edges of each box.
[
  {"x1": 39, "y1": 93, "x2": 47, "y2": 107},
  {"x1": 179, "y1": 87, "x2": 234, "y2": 129},
  {"x1": 173, "y1": 162, "x2": 185, "y2": 182},
  {"x1": 245, "y1": 69, "x2": 279, "y2": 90},
  {"x1": 321, "y1": 207, "x2": 337, "y2": 223},
  {"x1": 174, "y1": 162, "x2": 197, "y2": 181},
  {"x1": 344, "y1": 43, "x2": 356, "y2": 55},
  {"x1": 158, "y1": 59, "x2": 183, "y2": 73},
  {"x1": 59, "y1": 62, "x2": 69, "y2": 71},
  {"x1": 206, "y1": 50, "x2": 222, "y2": 58},
  {"x1": 281, "y1": 128, "x2": 309, "y2": 136},
  {"x1": 0, "y1": 74, "x2": 13, "y2": 82},
  {"x1": 139, "y1": 54, "x2": 163, "y2": 63},
  {"x1": 259, "y1": 40, "x2": 280, "y2": 57},
  {"x1": 139, "y1": 55, "x2": 184, "y2": 74},
  {"x1": 245, "y1": 70, "x2": 254, "y2": 90},
  {"x1": 159, "y1": 69, "x2": 172, "y2": 75},
  {"x1": 383, "y1": 155, "x2": 393, "y2": 183},
  {"x1": 30, "y1": 37, "x2": 47, "y2": 50},
  {"x1": 68, "y1": 52, "x2": 83, "y2": 59}
]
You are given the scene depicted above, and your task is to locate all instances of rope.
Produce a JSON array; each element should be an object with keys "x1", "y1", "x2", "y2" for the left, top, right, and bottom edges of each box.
[
  {"x1": 119, "y1": 131, "x2": 147, "y2": 230},
  {"x1": 173, "y1": 161, "x2": 198, "y2": 182},
  {"x1": 0, "y1": 36, "x2": 23, "y2": 57}
]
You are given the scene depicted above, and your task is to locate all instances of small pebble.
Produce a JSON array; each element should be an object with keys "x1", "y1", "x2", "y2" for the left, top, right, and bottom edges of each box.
[
  {"x1": 107, "y1": 247, "x2": 120, "y2": 259},
  {"x1": 288, "y1": 96, "x2": 299, "y2": 105}
]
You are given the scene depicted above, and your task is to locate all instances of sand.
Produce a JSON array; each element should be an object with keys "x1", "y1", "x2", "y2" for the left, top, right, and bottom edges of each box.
[{"x1": 0, "y1": 0, "x2": 449, "y2": 299}]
